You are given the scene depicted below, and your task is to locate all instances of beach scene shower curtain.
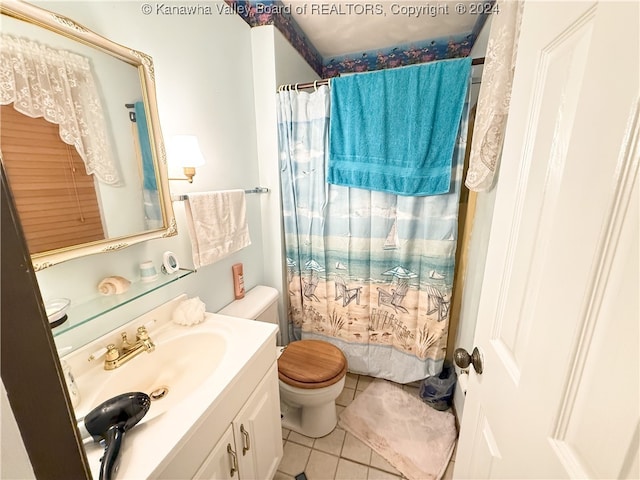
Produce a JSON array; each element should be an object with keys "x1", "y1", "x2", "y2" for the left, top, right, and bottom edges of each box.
[{"x1": 277, "y1": 85, "x2": 468, "y2": 383}]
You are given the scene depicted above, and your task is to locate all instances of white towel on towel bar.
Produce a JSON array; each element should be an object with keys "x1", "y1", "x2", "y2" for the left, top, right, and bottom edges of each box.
[{"x1": 184, "y1": 190, "x2": 251, "y2": 269}]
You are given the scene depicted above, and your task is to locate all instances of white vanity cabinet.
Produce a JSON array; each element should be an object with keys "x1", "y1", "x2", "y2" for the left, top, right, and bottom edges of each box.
[
  {"x1": 194, "y1": 363, "x2": 282, "y2": 480},
  {"x1": 73, "y1": 303, "x2": 283, "y2": 480}
]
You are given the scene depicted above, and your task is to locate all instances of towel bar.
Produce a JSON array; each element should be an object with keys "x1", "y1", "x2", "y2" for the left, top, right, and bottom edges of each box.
[{"x1": 172, "y1": 187, "x2": 269, "y2": 202}]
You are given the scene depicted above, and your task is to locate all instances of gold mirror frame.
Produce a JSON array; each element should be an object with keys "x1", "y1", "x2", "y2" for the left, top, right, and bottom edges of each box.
[{"x1": 1, "y1": 0, "x2": 177, "y2": 271}]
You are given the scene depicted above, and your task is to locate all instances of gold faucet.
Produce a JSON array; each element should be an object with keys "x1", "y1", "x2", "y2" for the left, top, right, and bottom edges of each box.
[{"x1": 103, "y1": 326, "x2": 155, "y2": 370}]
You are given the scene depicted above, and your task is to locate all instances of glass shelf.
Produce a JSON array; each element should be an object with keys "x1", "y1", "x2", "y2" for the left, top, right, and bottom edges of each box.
[{"x1": 51, "y1": 268, "x2": 194, "y2": 337}]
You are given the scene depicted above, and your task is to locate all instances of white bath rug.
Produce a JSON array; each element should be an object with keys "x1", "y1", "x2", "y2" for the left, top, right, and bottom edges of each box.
[{"x1": 338, "y1": 379, "x2": 456, "y2": 480}]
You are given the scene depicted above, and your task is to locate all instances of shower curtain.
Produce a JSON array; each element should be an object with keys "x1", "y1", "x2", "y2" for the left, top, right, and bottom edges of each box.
[{"x1": 277, "y1": 85, "x2": 468, "y2": 384}]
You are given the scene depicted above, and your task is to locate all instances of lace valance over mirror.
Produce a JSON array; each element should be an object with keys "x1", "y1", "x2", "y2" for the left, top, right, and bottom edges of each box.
[{"x1": 1, "y1": 33, "x2": 121, "y2": 185}]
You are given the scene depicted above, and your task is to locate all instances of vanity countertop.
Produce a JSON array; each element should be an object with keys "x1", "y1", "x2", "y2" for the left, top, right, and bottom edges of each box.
[{"x1": 67, "y1": 299, "x2": 278, "y2": 480}]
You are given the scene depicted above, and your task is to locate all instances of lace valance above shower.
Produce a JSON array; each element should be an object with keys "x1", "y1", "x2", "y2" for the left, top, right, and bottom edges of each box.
[{"x1": 0, "y1": 34, "x2": 120, "y2": 185}]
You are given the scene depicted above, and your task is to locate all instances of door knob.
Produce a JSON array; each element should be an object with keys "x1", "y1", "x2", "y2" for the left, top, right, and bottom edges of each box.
[{"x1": 454, "y1": 347, "x2": 483, "y2": 374}]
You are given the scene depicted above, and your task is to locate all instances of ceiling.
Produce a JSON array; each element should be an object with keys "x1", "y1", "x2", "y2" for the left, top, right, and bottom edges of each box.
[{"x1": 282, "y1": 0, "x2": 485, "y2": 59}]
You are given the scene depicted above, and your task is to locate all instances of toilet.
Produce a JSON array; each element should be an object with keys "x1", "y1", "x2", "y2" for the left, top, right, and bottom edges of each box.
[{"x1": 219, "y1": 285, "x2": 347, "y2": 438}]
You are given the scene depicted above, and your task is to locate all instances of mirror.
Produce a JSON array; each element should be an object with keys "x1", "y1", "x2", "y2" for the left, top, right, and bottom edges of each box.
[{"x1": 0, "y1": 0, "x2": 176, "y2": 271}]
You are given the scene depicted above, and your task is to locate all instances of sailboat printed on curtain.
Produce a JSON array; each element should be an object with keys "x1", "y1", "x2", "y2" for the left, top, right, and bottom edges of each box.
[
  {"x1": 383, "y1": 217, "x2": 399, "y2": 250},
  {"x1": 429, "y1": 270, "x2": 446, "y2": 280}
]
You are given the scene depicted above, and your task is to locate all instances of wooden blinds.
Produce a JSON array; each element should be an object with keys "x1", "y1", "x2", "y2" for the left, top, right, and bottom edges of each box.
[{"x1": 1, "y1": 105, "x2": 105, "y2": 254}]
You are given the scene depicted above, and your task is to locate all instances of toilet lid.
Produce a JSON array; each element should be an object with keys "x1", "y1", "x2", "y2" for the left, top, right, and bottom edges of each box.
[{"x1": 278, "y1": 340, "x2": 347, "y2": 389}]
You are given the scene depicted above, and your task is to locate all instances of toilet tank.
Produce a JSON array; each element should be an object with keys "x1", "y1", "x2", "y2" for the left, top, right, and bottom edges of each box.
[{"x1": 218, "y1": 285, "x2": 280, "y2": 325}]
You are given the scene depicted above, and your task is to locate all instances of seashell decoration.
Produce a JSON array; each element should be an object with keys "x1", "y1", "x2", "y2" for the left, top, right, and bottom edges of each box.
[{"x1": 98, "y1": 276, "x2": 131, "y2": 295}]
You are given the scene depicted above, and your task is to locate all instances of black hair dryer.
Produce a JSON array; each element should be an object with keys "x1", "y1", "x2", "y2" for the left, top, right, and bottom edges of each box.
[{"x1": 81, "y1": 392, "x2": 151, "y2": 480}]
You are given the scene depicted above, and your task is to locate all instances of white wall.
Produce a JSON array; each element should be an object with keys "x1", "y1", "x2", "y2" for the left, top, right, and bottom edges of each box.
[
  {"x1": 29, "y1": 1, "x2": 264, "y2": 353},
  {"x1": 251, "y1": 25, "x2": 319, "y2": 344}
]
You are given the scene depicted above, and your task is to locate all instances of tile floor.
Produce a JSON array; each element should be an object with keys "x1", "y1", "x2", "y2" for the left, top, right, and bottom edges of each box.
[{"x1": 275, "y1": 373, "x2": 457, "y2": 480}]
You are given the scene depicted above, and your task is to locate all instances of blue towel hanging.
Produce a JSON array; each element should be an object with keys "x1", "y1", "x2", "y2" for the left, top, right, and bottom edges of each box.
[{"x1": 328, "y1": 58, "x2": 471, "y2": 196}]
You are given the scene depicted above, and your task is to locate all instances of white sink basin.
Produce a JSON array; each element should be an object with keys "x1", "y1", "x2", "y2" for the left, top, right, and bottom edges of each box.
[{"x1": 77, "y1": 329, "x2": 226, "y2": 422}]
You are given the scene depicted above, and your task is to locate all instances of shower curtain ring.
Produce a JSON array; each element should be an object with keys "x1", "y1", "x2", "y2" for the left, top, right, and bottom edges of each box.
[
  {"x1": 313, "y1": 80, "x2": 318, "y2": 91},
  {"x1": 295, "y1": 83, "x2": 299, "y2": 92}
]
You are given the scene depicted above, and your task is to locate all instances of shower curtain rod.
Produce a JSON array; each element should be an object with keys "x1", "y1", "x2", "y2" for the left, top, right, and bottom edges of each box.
[{"x1": 278, "y1": 57, "x2": 485, "y2": 91}]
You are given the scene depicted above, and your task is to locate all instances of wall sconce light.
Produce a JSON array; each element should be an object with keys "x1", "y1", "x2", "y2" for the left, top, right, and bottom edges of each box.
[{"x1": 167, "y1": 135, "x2": 205, "y2": 183}]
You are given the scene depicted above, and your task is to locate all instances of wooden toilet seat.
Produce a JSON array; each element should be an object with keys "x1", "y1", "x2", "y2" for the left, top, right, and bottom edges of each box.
[{"x1": 278, "y1": 340, "x2": 347, "y2": 389}]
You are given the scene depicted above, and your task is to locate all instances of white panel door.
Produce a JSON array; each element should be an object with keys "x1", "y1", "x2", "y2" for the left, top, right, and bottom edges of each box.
[{"x1": 455, "y1": 1, "x2": 639, "y2": 478}]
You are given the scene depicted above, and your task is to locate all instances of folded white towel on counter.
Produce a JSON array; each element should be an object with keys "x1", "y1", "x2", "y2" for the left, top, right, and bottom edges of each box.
[{"x1": 184, "y1": 190, "x2": 251, "y2": 269}]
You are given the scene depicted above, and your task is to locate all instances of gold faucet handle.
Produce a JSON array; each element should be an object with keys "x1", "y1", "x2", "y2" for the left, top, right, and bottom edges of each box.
[
  {"x1": 136, "y1": 326, "x2": 155, "y2": 352},
  {"x1": 105, "y1": 344, "x2": 119, "y2": 361},
  {"x1": 136, "y1": 326, "x2": 150, "y2": 341}
]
